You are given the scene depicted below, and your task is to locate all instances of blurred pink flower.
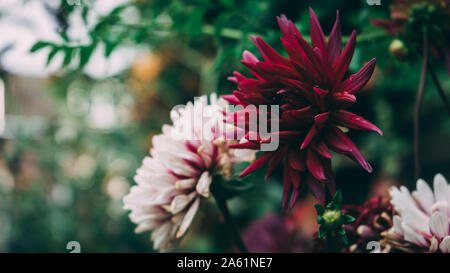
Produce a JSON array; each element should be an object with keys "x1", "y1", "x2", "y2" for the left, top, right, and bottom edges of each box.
[
  {"x1": 385, "y1": 174, "x2": 450, "y2": 252},
  {"x1": 123, "y1": 94, "x2": 254, "y2": 251}
]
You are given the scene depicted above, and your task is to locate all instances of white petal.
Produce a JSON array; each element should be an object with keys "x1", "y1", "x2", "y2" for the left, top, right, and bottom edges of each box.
[
  {"x1": 439, "y1": 236, "x2": 450, "y2": 253},
  {"x1": 170, "y1": 192, "x2": 196, "y2": 214},
  {"x1": 429, "y1": 237, "x2": 439, "y2": 252},
  {"x1": 176, "y1": 197, "x2": 200, "y2": 238},
  {"x1": 175, "y1": 178, "x2": 197, "y2": 189},
  {"x1": 402, "y1": 207, "x2": 430, "y2": 235},
  {"x1": 412, "y1": 179, "x2": 434, "y2": 214},
  {"x1": 431, "y1": 200, "x2": 449, "y2": 216},
  {"x1": 151, "y1": 222, "x2": 172, "y2": 250},
  {"x1": 389, "y1": 186, "x2": 418, "y2": 215},
  {"x1": 393, "y1": 215, "x2": 404, "y2": 236},
  {"x1": 429, "y1": 212, "x2": 449, "y2": 240},
  {"x1": 196, "y1": 171, "x2": 212, "y2": 198},
  {"x1": 402, "y1": 223, "x2": 429, "y2": 247},
  {"x1": 433, "y1": 174, "x2": 448, "y2": 203},
  {"x1": 356, "y1": 225, "x2": 375, "y2": 238}
]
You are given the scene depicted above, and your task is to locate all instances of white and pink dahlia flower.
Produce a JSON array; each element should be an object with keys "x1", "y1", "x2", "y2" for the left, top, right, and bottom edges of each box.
[
  {"x1": 387, "y1": 174, "x2": 450, "y2": 252},
  {"x1": 123, "y1": 94, "x2": 254, "y2": 251}
]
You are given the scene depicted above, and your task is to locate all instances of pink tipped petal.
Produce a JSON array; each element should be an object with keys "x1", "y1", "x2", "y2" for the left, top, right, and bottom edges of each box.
[
  {"x1": 242, "y1": 50, "x2": 259, "y2": 64},
  {"x1": 429, "y1": 212, "x2": 449, "y2": 240},
  {"x1": 306, "y1": 148, "x2": 327, "y2": 182},
  {"x1": 333, "y1": 110, "x2": 383, "y2": 136},
  {"x1": 309, "y1": 8, "x2": 326, "y2": 53},
  {"x1": 239, "y1": 152, "x2": 273, "y2": 178},
  {"x1": 327, "y1": 10, "x2": 342, "y2": 65},
  {"x1": 221, "y1": 94, "x2": 241, "y2": 105},
  {"x1": 333, "y1": 30, "x2": 356, "y2": 85},
  {"x1": 338, "y1": 58, "x2": 376, "y2": 94}
]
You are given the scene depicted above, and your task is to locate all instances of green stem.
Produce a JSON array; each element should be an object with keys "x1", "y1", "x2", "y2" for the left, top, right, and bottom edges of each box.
[
  {"x1": 213, "y1": 193, "x2": 248, "y2": 253},
  {"x1": 429, "y1": 66, "x2": 450, "y2": 116},
  {"x1": 413, "y1": 29, "x2": 428, "y2": 180},
  {"x1": 326, "y1": 234, "x2": 337, "y2": 253}
]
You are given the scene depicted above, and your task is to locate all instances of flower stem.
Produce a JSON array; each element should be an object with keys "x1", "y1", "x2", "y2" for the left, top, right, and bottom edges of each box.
[
  {"x1": 429, "y1": 66, "x2": 450, "y2": 116},
  {"x1": 413, "y1": 29, "x2": 428, "y2": 180},
  {"x1": 326, "y1": 234, "x2": 337, "y2": 253},
  {"x1": 213, "y1": 194, "x2": 248, "y2": 253}
]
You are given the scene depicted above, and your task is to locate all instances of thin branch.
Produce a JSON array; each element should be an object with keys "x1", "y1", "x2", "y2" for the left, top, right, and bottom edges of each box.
[
  {"x1": 414, "y1": 30, "x2": 429, "y2": 180},
  {"x1": 429, "y1": 66, "x2": 450, "y2": 116},
  {"x1": 214, "y1": 194, "x2": 248, "y2": 253}
]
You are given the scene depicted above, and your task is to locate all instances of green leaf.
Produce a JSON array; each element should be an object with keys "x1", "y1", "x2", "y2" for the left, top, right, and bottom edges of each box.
[
  {"x1": 210, "y1": 176, "x2": 254, "y2": 200},
  {"x1": 344, "y1": 215, "x2": 356, "y2": 224},
  {"x1": 318, "y1": 226, "x2": 326, "y2": 239},
  {"x1": 317, "y1": 215, "x2": 324, "y2": 224},
  {"x1": 218, "y1": 0, "x2": 233, "y2": 8},
  {"x1": 79, "y1": 45, "x2": 95, "y2": 68},
  {"x1": 30, "y1": 41, "x2": 51, "y2": 53},
  {"x1": 186, "y1": 8, "x2": 205, "y2": 39},
  {"x1": 336, "y1": 228, "x2": 346, "y2": 236},
  {"x1": 314, "y1": 203, "x2": 324, "y2": 215},
  {"x1": 338, "y1": 233, "x2": 349, "y2": 246},
  {"x1": 62, "y1": 47, "x2": 74, "y2": 67},
  {"x1": 46, "y1": 46, "x2": 59, "y2": 66},
  {"x1": 327, "y1": 190, "x2": 342, "y2": 209}
]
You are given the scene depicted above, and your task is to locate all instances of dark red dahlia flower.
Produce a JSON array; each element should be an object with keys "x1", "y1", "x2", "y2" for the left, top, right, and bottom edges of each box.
[
  {"x1": 223, "y1": 8, "x2": 382, "y2": 210},
  {"x1": 342, "y1": 197, "x2": 393, "y2": 252}
]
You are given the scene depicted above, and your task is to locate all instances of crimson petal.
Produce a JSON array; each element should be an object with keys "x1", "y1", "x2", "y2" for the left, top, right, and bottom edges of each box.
[
  {"x1": 306, "y1": 148, "x2": 327, "y2": 182},
  {"x1": 309, "y1": 8, "x2": 326, "y2": 53},
  {"x1": 333, "y1": 110, "x2": 383, "y2": 136},
  {"x1": 325, "y1": 126, "x2": 373, "y2": 172},
  {"x1": 338, "y1": 58, "x2": 376, "y2": 94},
  {"x1": 327, "y1": 10, "x2": 342, "y2": 65},
  {"x1": 239, "y1": 152, "x2": 273, "y2": 178},
  {"x1": 333, "y1": 30, "x2": 356, "y2": 85}
]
